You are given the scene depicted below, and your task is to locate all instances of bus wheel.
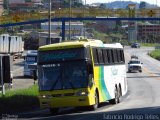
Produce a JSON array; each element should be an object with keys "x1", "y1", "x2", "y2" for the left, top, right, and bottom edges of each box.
[
  {"x1": 50, "y1": 108, "x2": 59, "y2": 115},
  {"x1": 109, "y1": 87, "x2": 119, "y2": 104},
  {"x1": 91, "y1": 91, "x2": 99, "y2": 110},
  {"x1": 117, "y1": 86, "x2": 121, "y2": 103}
]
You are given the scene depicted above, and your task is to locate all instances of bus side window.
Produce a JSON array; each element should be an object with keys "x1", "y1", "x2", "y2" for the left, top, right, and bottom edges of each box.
[
  {"x1": 117, "y1": 49, "x2": 121, "y2": 63},
  {"x1": 102, "y1": 49, "x2": 108, "y2": 64},
  {"x1": 111, "y1": 49, "x2": 114, "y2": 64},
  {"x1": 97, "y1": 48, "x2": 104, "y2": 64},
  {"x1": 120, "y1": 50, "x2": 125, "y2": 63},
  {"x1": 92, "y1": 48, "x2": 98, "y2": 65},
  {"x1": 107, "y1": 49, "x2": 112, "y2": 64},
  {"x1": 113, "y1": 49, "x2": 118, "y2": 64}
]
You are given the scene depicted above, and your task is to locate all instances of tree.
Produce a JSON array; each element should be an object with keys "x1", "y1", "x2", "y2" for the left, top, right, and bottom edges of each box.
[
  {"x1": 99, "y1": 3, "x2": 106, "y2": 9},
  {"x1": 74, "y1": 2, "x2": 83, "y2": 8},
  {"x1": 139, "y1": 1, "x2": 146, "y2": 9},
  {"x1": 64, "y1": 0, "x2": 84, "y2": 8}
]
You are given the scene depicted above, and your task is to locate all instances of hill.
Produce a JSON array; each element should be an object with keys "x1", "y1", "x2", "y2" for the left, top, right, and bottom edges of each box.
[{"x1": 91, "y1": 1, "x2": 157, "y2": 9}]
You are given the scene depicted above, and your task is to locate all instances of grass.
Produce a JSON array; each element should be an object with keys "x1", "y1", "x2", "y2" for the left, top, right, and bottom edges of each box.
[
  {"x1": 141, "y1": 43, "x2": 160, "y2": 47},
  {"x1": 150, "y1": 50, "x2": 160, "y2": 61},
  {"x1": 0, "y1": 84, "x2": 39, "y2": 114}
]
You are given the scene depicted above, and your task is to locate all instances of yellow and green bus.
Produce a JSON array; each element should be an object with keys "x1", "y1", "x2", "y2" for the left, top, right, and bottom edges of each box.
[{"x1": 37, "y1": 39, "x2": 127, "y2": 113}]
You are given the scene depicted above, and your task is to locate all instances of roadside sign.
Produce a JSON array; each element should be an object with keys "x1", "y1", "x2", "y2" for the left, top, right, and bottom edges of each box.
[{"x1": 128, "y1": 4, "x2": 136, "y2": 18}]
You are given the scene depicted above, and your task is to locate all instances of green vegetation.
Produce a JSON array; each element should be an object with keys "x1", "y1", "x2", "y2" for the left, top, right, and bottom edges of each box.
[
  {"x1": 93, "y1": 30, "x2": 110, "y2": 43},
  {"x1": 0, "y1": 85, "x2": 39, "y2": 114},
  {"x1": 93, "y1": 29, "x2": 127, "y2": 44},
  {"x1": 141, "y1": 43, "x2": 160, "y2": 47},
  {"x1": 150, "y1": 50, "x2": 160, "y2": 61}
]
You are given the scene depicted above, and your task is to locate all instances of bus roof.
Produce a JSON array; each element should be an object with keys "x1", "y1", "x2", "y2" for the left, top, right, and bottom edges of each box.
[
  {"x1": 39, "y1": 39, "x2": 123, "y2": 51},
  {"x1": 39, "y1": 39, "x2": 103, "y2": 51}
]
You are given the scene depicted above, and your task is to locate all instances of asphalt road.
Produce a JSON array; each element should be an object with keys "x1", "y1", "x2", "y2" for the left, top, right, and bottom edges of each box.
[
  {"x1": 13, "y1": 47, "x2": 160, "y2": 120},
  {"x1": 12, "y1": 59, "x2": 35, "y2": 90}
]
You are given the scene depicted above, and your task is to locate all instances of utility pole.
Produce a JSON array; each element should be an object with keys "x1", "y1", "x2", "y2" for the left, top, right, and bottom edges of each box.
[
  {"x1": 48, "y1": 0, "x2": 52, "y2": 44},
  {"x1": 84, "y1": 0, "x2": 86, "y2": 38},
  {"x1": 69, "y1": 0, "x2": 71, "y2": 40}
]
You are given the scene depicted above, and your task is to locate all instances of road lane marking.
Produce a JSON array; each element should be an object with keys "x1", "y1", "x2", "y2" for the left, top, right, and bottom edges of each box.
[
  {"x1": 125, "y1": 51, "x2": 160, "y2": 81},
  {"x1": 143, "y1": 67, "x2": 160, "y2": 81}
]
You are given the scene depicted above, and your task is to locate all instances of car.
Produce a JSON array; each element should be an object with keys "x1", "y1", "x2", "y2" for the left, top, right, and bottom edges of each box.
[
  {"x1": 128, "y1": 59, "x2": 143, "y2": 73},
  {"x1": 131, "y1": 55, "x2": 138, "y2": 59},
  {"x1": 131, "y1": 43, "x2": 140, "y2": 48}
]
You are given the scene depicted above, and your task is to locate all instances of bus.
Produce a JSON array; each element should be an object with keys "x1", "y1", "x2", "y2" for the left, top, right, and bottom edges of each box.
[
  {"x1": 24, "y1": 50, "x2": 37, "y2": 77},
  {"x1": 37, "y1": 39, "x2": 127, "y2": 113}
]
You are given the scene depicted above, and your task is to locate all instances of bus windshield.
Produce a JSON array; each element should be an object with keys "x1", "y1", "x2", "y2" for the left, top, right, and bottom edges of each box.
[{"x1": 38, "y1": 61, "x2": 88, "y2": 91}]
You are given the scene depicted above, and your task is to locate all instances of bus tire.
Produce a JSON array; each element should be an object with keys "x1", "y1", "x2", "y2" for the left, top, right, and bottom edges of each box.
[
  {"x1": 50, "y1": 108, "x2": 59, "y2": 115},
  {"x1": 91, "y1": 91, "x2": 99, "y2": 110},
  {"x1": 117, "y1": 86, "x2": 121, "y2": 103},
  {"x1": 109, "y1": 87, "x2": 119, "y2": 104}
]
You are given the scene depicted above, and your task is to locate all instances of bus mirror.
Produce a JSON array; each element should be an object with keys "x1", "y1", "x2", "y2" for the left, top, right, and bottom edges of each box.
[{"x1": 33, "y1": 70, "x2": 37, "y2": 81}]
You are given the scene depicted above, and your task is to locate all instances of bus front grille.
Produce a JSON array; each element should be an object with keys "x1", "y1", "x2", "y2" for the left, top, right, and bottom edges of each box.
[{"x1": 52, "y1": 93, "x2": 75, "y2": 97}]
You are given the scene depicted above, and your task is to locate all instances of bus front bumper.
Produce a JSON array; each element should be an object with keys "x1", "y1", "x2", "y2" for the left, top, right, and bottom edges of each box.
[{"x1": 39, "y1": 95, "x2": 95, "y2": 109}]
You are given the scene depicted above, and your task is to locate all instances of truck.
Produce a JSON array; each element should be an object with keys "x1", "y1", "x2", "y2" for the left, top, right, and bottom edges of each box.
[
  {"x1": 24, "y1": 50, "x2": 37, "y2": 77},
  {"x1": 0, "y1": 34, "x2": 24, "y2": 59}
]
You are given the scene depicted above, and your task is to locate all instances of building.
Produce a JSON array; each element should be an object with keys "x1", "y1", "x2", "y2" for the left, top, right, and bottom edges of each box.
[
  {"x1": 0, "y1": 0, "x2": 3, "y2": 15},
  {"x1": 44, "y1": 0, "x2": 83, "y2": 9},
  {"x1": 41, "y1": 21, "x2": 84, "y2": 38},
  {"x1": 8, "y1": 0, "x2": 43, "y2": 13},
  {"x1": 41, "y1": 21, "x2": 84, "y2": 31},
  {"x1": 137, "y1": 22, "x2": 160, "y2": 43},
  {"x1": 30, "y1": 31, "x2": 61, "y2": 46},
  {"x1": 24, "y1": 31, "x2": 61, "y2": 50}
]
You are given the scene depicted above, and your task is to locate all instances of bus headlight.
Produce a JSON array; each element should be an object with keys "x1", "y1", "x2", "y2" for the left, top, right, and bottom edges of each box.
[
  {"x1": 40, "y1": 95, "x2": 52, "y2": 99},
  {"x1": 76, "y1": 91, "x2": 89, "y2": 96}
]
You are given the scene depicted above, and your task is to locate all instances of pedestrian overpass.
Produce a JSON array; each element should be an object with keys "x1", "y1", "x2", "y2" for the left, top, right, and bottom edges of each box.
[{"x1": 0, "y1": 7, "x2": 160, "y2": 41}]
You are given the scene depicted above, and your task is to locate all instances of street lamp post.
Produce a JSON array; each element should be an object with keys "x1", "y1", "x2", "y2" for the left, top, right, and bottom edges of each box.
[{"x1": 48, "y1": 0, "x2": 52, "y2": 44}]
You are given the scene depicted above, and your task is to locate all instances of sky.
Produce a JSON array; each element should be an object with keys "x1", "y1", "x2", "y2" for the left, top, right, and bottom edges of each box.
[{"x1": 83, "y1": 0, "x2": 160, "y2": 6}]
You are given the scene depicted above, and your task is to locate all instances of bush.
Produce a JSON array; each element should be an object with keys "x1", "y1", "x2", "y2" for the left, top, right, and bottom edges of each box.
[{"x1": 150, "y1": 50, "x2": 160, "y2": 61}]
